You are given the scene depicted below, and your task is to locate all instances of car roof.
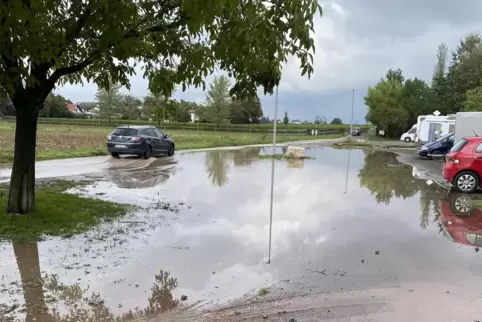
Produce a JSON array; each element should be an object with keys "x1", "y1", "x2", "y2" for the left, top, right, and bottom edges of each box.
[
  {"x1": 465, "y1": 136, "x2": 482, "y2": 141},
  {"x1": 115, "y1": 125, "x2": 156, "y2": 130}
]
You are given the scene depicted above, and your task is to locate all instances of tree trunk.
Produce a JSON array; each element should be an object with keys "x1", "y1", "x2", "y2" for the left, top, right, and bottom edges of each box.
[
  {"x1": 8, "y1": 107, "x2": 39, "y2": 214},
  {"x1": 13, "y1": 242, "x2": 53, "y2": 322}
]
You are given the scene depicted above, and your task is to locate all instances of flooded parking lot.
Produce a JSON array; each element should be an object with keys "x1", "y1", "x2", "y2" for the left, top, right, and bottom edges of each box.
[{"x1": 1, "y1": 146, "x2": 482, "y2": 321}]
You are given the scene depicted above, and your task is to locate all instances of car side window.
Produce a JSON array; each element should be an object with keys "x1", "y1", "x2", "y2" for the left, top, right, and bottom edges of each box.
[
  {"x1": 140, "y1": 129, "x2": 151, "y2": 136},
  {"x1": 154, "y1": 128, "x2": 165, "y2": 138},
  {"x1": 475, "y1": 143, "x2": 482, "y2": 153}
]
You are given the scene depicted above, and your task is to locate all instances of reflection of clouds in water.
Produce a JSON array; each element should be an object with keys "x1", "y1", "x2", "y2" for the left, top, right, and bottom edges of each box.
[{"x1": 177, "y1": 263, "x2": 273, "y2": 305}]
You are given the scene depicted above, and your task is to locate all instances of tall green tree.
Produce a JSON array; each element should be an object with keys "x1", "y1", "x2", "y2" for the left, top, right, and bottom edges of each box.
[
  {"x1": 463, "y1": 87, "x2": 482, "y2": 111},
  {"x1": 385, "y1": 68, "x2": 405, "y2": 84},
  {"x1": 400, "y1": 78, "x2": 434, "y2": 127},
  {"x1": 143, "y1": 93, "x2": 179, "y2": 125},
  {"x1": 283, "y1": 111, "x2": 289, "y2": 126},
  {"x1": 95, "y1": 82, "x2": 122, "y2": 122},
  {"x1": 330, "y1": 117, "x2": 343, "y2": 125},
  {"x1": 40, "y1": 93, "x2": 73, "y2": 118},
  {"x1": 365, "y1": 80, "x2": 407, "y2": 137},
  {"x1": 120, "y1": 94, "x2": 142, "y2": 120},
  {"x1": 203, "y1": 76, "x2": 232, "y2": 127},
  {"x1": 230, "y1": 96, "x2": 263, "y2": 124},
  {"x1": 0, "y1": 0, "x2": 321, "y2": 214},
  {"x1": 172, "y1": 100, "x2": 196, "y2": 122},
  {"x1": 432, "y1": 43, "x2": 448, "y2": 88}
]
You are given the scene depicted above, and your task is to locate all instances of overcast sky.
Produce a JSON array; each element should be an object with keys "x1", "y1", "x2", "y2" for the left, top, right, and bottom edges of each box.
[{"x1": 57, "y1": 0, "x2": 482, "y2": 123}]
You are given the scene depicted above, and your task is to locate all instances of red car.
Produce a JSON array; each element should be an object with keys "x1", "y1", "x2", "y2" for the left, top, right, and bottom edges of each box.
[
  {"x1": 439, "y1": 194, "x2": 482, "y2": 247},
  {"x1": 443, "y1": 136, "x2": 482, "y2": 193}
]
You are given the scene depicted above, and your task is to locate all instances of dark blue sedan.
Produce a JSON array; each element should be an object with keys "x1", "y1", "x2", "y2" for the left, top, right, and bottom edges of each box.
[{"x1": 417, "y1": 133, "x2": 454, "y2": 159}]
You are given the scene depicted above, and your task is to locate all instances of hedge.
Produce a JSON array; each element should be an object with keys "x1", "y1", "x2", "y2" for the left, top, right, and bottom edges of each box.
[{"x1": 0, "y1": 117, "x2": 370, "y2": 135}]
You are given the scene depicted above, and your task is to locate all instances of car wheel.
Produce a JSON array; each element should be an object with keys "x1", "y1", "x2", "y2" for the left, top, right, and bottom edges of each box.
[
  {"x1": 404, "y1": 137, "x2": 411, "y2": 143},
  {"x1": 168, "y1": 144, "x2": 175, "y2": 157},
  {"x1": 110, "y1": 152, "x2": 120, "y2": 158},
  {"x1": 143, "y1": 145, "x2": 152, "y2": 159},
  {"x1": 453, "y1": 171, "x2": 479, "y2": 193},
  {"x1": 449, "y1": 194, "x2": 474, "y2": 216}
]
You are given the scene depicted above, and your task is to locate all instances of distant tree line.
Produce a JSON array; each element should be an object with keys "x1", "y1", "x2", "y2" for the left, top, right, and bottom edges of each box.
[{"x1": 365, "y1": 32, "x2": 482, "y2": 137}]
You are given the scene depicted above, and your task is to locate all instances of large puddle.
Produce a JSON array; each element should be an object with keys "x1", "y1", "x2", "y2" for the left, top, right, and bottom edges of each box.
[{"x1": 1, "y1": 147, "x2": 482, "y2": 321}]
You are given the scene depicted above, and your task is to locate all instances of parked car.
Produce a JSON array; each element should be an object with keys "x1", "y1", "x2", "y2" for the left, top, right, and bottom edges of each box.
[
  {"x1": 417, "y1": 133, "x2": 454, "y2": 159},
  {"x1": 443, "y1": 136, "x2": 482, "y2": 193},
  {"x1": 351, "y1": 127, "x2": 361, "y2": 136},
  {"x1": 106, "y1": 125, "x2": 175, "y2": 159}
]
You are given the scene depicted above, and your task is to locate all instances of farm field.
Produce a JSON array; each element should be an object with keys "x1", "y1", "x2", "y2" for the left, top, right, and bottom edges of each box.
[{"x1": 0, "y1": 122, "x2": 342, "y2": 164}]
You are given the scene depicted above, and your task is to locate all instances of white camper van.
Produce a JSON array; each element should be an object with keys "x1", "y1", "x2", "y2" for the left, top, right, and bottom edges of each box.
[
  {"x1": 416, "y1": 114, "x2": 456, "y2": 144},
  {"x1": 400, "y1": 124, "x2": 417, "y2": 143}
]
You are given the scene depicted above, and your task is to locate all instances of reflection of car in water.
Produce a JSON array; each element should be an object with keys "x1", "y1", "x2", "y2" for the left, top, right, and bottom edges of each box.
[
  {"x1": 108, "y1": 161, "x2": 177, "y2": 189},
  {"x1": 439, "y1": 193, "x2": 482, "y2": 247}
]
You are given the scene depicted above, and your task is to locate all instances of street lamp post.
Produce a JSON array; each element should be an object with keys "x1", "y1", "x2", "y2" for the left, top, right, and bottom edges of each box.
[{"x1": 267, "y1": 85, "x2": 279, "y2": 264}]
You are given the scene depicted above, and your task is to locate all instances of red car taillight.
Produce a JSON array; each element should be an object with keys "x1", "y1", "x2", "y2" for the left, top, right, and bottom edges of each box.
[
  {"x1": 446, "y1": 153, "x2": 460, "y2": 164},
  {"x1": 130, "y1": 137, "x2": 144, "y2": 142}
]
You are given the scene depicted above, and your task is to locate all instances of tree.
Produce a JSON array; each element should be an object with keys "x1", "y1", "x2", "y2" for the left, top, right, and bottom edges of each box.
[
  {"x1": 95, "y1": 81, "x2": 122, "y2": 122},
  {"x1": 464, "y1": 87, "x2": 482, "y2": 111},
  {"x1": 330, "y1": 117, "x2": 343, "y2": 125},
  {"x1": 400, "y1": 78, "x2": 435, "y2": 127},
  {"x1": 230, "y1": 96, "x2": 263, "y2": 124},
  {"x1": 0, "y1": 0, "x2": 320, "y2": 214},
  {"x1": 283, "y1": 111, "x2": 289, "y2": 126},
  {"x1": 143, "y1": 93, "x2": 178, "y2": 125},
  {"x1": 120, "y1": 94, "x2": 142, "y2": 120},
  {"x1": 40, "y1": 93, "x2": 73, "y2": 118},
  {"x1": 173, "y1": 100, "x2": 196, "y2": 122},
  {"x1": 432, "y1": 43, "x2": 448, "y2": 88},
  {"x1": 203, "y1": 76, "x2": 231, "y2": 127},
  {"x1": 365, "y1": 80, "x2": 407, "y2": 137},
  {"x1": 0, "y1": 98, "x2": 15, "y2": 116},
  {"x1": 385, "y1": 68, "x2": 405, "y2": 84}
]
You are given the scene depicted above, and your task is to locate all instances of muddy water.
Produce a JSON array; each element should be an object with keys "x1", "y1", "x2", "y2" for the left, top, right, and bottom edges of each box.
[{"x1": 1, "y1": 147, "x2": 482, "y2": 321}]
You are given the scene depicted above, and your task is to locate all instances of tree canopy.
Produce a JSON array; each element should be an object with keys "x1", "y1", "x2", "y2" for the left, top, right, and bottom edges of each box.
[
  {"x1": 367, "y1": 32, "x2": 482, "y2": 137},
  {"x1": 0, "y1": 0, "x2": 322, "y2": 214}
]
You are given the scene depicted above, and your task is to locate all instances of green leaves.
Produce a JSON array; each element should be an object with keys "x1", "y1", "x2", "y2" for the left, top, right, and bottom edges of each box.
[{"x1": 1, "y1": 0, "x2": 321, "y2": 104}]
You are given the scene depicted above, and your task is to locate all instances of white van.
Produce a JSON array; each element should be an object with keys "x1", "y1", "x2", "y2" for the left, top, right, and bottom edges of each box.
[{"x1": 400, "y1": 124, "x2": 417, "y2": 143}]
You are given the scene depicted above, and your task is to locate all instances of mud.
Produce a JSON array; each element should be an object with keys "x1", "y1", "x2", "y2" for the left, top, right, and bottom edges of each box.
[{"x1": 1, "y1": 147, "x2": 482, "y2": 321}]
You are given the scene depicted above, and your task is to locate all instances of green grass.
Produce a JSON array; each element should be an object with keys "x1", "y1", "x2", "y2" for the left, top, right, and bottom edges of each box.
[
  {"x1": 0, "y1": 121, "x2": 343, "y2": 163},
  {"x1": 258, "y1": 154, "x2": 315, "y2": 160},
  {"x1": 0, "y1": 180, "x2": 130, "y2": 241}
]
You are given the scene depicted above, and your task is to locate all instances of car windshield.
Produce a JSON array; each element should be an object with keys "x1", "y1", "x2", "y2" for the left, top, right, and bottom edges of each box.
[
  {"x1": 113, "y1": 128, "x2": 138, "y2": 136},
  {"x1": 435, "y1": 133, "x2": 453, "y2": 142}
]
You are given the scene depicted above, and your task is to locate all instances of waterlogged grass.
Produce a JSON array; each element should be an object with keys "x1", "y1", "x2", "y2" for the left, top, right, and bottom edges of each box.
[
  {"x1": 258, "y1": 154, "x2": 315, "y2": 160},
  {"x1": 0, "y1": 180, "x2": 130, "y2": 241},
  {"x1": 0, "y1": 122, "x2": 341, "y2": 163}
]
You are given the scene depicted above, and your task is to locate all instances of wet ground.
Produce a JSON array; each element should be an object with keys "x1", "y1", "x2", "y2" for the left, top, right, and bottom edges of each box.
[{"x1": 1, "y1": 146, "x2": 482, "y2": 321}]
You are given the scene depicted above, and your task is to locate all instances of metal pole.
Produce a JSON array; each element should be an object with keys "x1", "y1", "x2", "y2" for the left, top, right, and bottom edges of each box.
[
  {"x1": 350, "y1": 89, "x2": 355, "y2": 139},
  {"x1": 267, "y1": 85, "x2": 279, "y2": 264}
]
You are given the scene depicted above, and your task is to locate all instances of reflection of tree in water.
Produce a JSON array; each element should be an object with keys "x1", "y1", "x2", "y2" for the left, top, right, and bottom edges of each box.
[
  {"x1": 145, "y1": 270, "x2": 179, "y2": 315},
  {"x1": 12, "y1": 242, "x2": 180, "y2": 321},
  {"x1": 358, "y1": 150, "x2": 447, "y2": 230},
  {"x1": 358, "y1": 151, "x2": 421, "y2": 204},
  {"x1": 204, "y1": 151, "x2": 231, "y2": 187},
  {"x1": 231, "y1": 148, "x2": 261, "y2": 167}
]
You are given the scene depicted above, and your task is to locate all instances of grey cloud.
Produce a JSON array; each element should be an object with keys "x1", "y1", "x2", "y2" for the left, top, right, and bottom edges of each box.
[{"x1": 335, "y1": 0, "x2": 482, "y2": 39}]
